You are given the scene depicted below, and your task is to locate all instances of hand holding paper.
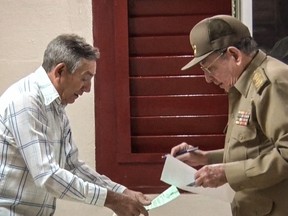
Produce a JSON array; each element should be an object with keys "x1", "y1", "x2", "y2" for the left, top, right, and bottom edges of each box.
[
  {"x1": 161, "y1": 155, "x2": 234, "y2": 202},
  {"x1": 112, "y1": 185, "x2": 180, "y2": 216}
]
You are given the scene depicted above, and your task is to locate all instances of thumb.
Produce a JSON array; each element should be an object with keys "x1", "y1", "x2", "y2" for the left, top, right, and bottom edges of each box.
[{"x1": 138, "y1": 194, "x2": 151, "y2": 205}]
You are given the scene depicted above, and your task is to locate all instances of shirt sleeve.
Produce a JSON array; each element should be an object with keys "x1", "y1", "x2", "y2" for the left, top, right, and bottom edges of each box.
[
  {"x1": 8, "y1": 93, "x2": 123, "y2": 206},
  {"x1": 65, "y1": 139, "x2": 126, "y2": 194}
]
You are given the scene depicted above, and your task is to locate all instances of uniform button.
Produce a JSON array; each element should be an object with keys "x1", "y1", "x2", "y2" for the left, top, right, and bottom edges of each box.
[{"x1": 239, "y1": 134, "x2": 244, "y2": 141}]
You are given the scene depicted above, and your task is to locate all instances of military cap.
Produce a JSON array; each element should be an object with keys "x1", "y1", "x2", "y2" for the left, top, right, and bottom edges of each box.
[{"x1": 182, "y1": 15, "x2": 251, "y2": 70}]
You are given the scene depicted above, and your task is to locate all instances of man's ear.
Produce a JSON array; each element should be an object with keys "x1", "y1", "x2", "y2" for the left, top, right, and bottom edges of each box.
[
  {"x1": 47, "y1": 63, "x2": 66, "y2": 85},
  {"x1": 53, "y1": 63, "x2": 66, "y2": 79},
  {"x1": 226, "y1": 46, "x2": 242, "y2": 63}
]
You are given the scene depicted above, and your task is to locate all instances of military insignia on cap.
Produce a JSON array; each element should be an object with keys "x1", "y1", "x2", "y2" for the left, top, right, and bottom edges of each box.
[
  {"x1": 193, "y1": 44, "x2": 197, "y2": 55},
  {"x1": 235, "y1": 111, "x2": 250, "y2": 126}
]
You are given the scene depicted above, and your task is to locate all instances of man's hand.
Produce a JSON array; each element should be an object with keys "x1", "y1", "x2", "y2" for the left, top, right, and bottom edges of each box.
[
  {"x1": 105, "y1": 190, "x2": 150, "y2": 216},
  {"x1": 194, "y1": 163, "x2": 227, "y2": 188},
  {"x1": 123, "y1": 189, "x2": 151, "y2": 206},
  {"x1": 170, "y1": 142, "x2": 208, "y2": 166}
]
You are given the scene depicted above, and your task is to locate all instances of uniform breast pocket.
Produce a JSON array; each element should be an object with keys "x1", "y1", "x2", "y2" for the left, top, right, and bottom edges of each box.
[
  {"x1": 232, "y1": 124, "x2": 256, "y2": 142},
  {"x1": 230, "y1": 124, "x2": 260, "y2": 159}
]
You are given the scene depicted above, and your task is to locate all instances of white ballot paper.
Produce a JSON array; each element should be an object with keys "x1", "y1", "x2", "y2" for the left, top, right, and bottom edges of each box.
[{"x1": 160, "y1": 154, "x2": 234, "y2": 203}]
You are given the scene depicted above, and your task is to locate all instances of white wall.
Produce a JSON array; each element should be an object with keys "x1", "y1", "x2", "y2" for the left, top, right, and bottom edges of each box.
[
  {"x1": 240, "y1": 0, "x2": 253, "y2": 35},
  {"x1": 0, "y1": 1, "x2": 112, "y2": 215}
]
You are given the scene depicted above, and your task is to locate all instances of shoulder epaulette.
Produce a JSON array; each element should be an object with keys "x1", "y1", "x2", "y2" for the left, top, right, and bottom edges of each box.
[{"x1": 252, "y1": 68, "x2": 269, "y2": 94}]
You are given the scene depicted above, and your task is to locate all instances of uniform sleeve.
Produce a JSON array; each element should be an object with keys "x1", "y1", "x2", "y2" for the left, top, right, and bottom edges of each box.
[
  {"x1": 225, "y1": 72, "x2": 288, "y2": 191},
  {"x1": 206, "y1": 149, "x2": 224, "y2": 164}
]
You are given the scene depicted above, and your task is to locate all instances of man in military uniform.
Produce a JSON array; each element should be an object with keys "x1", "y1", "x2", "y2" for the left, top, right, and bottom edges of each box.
[{"x1": 170, "y1": 15, "x2": 288, "y2": 215}]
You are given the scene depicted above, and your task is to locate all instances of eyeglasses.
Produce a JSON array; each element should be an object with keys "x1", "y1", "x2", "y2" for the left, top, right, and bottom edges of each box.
[{"x1": 200, "y1": 51, "x2": 226, "y2": 74}]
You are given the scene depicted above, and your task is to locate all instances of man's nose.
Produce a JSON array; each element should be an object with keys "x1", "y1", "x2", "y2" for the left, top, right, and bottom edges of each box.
[
  {"x1": 82, "y1": 82, "x2": 91, "y2": 93},
  {"x1": 204, "y1": 72, "x2": 213, "y2": 83}
]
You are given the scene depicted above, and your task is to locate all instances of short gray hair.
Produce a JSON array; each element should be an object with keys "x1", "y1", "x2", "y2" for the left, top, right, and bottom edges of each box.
[
  {"x1": 233, "y1": 37, "x2": 258, "y2": 56},
  {"x1": 42, "y1": 34, "x2": 100, "y2": 73}
]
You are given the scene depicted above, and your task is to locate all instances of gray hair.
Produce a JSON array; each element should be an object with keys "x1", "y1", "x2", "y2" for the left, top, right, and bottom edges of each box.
[
  {"x1": 42, "y1": 34, "x2": 100, "y2": 74},
  {"x1": 233, "y1": 37, "x2": 258, "y2": 56}
]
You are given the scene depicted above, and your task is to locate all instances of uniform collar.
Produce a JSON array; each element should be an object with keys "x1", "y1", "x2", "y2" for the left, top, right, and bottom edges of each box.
[{"x1": 233, "y1": 50, "x2": 267, "y2": 97}]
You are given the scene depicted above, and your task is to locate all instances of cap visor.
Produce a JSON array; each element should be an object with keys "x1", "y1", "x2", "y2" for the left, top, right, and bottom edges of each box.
[{"x1": 181, "y1": 51, "x2": 213, "y2": 70}]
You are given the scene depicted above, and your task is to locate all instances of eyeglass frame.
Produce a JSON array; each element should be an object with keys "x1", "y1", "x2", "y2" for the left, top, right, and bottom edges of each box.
[{"x1": 200, "y1": 49, "x2": 227, "y2": 74}]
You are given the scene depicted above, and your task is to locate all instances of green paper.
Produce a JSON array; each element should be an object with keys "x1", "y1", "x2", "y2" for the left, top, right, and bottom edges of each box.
[{"x1": 145, "y1": 185, "x2": 180, "y2": 210}]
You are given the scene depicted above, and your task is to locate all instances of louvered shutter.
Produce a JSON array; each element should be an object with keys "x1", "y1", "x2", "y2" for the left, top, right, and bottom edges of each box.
[{"x1": 94, "y1": 0, "x2": 231, "y2": 193}]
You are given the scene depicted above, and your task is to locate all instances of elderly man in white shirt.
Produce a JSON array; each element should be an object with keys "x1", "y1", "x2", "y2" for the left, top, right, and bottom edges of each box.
[{"x1": 0, "y1": 34, "x2": 150, "y2": 216}]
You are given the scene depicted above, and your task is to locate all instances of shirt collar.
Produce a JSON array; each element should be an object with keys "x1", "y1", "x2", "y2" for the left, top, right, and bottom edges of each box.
[
  {"x1": 34, "y1": 66, "x2": 61, "y2": 106},
  {"x1": 233, "y1": 50, "x2": 267, "y2": 97}
]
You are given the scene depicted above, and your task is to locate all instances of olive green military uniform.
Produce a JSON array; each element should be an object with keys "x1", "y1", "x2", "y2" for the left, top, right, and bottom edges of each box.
[{"x1": 207, "y1": 50, "x2": 288, "y2": 216}]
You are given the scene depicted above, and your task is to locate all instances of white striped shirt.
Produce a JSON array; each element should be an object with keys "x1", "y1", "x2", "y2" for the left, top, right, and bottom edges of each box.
[{"x1": 0, "y1": 67, "x2": 125, "y2": 215}]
